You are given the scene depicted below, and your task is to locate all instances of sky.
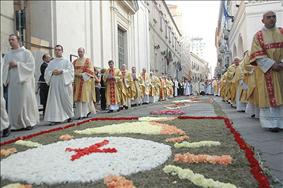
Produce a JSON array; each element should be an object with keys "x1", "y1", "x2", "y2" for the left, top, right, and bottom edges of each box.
[{"x1": 167, "y1": 1, "x2": 220, "y2": 75}]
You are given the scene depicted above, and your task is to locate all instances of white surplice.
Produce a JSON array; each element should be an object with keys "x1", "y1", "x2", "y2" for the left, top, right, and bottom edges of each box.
[
  {"x1": 174, "y1": 80, "x2": 179, "y2": 97},
  {"x1": 2, "y1": 47, "x2": 39, "y2": 130},
  {"x1": 44, "y1": 57, "x2": 74, "y2": 122},
  {"x1": 184, "y1": 82, "x2": 191, "y2": 96},
  {"x1": 256, "y1": 58, "x2": 283, "y2": 129},
  {"x1": 0, "y1": 59, "x2": 9, "y2": 131}
]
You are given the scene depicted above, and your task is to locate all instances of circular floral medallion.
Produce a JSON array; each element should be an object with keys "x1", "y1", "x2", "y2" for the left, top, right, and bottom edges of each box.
[{"x1": 1, "y1": 137, "x2": 171, "y2": 185}]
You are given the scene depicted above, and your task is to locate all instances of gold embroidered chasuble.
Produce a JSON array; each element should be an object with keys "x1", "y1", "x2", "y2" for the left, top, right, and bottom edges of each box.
[
  {"x1": 250, "y1": 27, "x2": 283, "y2": 108},
  {"x1": 73, "y1": 58, "x2": 94, "y2": 102}
]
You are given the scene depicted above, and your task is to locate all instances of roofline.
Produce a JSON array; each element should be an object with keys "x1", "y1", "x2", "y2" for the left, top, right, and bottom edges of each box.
[
  {"x1": 190, "y1": 52, "x2": 209, "y2": 64},
  {"x1": 162, "y1": 0, "x2": 182, "y2": 37}
]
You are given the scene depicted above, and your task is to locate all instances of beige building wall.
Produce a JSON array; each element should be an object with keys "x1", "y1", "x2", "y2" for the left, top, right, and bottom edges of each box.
[
  {"x1": 190, "y1": 52, "x2": 209, "y2": 81},
  {"x1": 147, "y1": 0, "x2": 182, "y2": 79},
  {"x1": 2, "y1": 0, "x2": 149, "y2": 70},
  {"x1": 1, "y1": 1, "x2": 14, "y2": 54}
]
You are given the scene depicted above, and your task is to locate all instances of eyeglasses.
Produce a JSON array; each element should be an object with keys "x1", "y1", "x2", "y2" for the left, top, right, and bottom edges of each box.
[
  {"x1": 266, "y1": 15, "x2": 276, "y2": 19},
  {"x1": 55, "y1": 49, "x2": 62, "y2": 51}
]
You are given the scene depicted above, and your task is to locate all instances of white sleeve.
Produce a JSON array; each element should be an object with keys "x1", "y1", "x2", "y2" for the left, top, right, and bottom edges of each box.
[
  {"x1": 256, "y1": 58, "x2": 275, "y2": 73},
  {"x1": 44, "y1": 64, "x2": 53, "y2": 85},
  {"x1": 2, "y1": 55, "x2": 10, "y2": 86},
  {"x1": 62, "y1": 60, "x2": 74, "y2": 85},
  {"x1": 17, "y1": 50, "x2": 35, "y2": 83}
]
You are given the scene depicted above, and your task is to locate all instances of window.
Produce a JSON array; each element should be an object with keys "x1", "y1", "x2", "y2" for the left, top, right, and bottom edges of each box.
[
  {"x1": 165, "y1": 24, "x2": 168, "y2": 39},
  {"x1": 118, "y1": 27, "x2": 127, "y2": 68},
  {"x1": 174, "y1": 37, "x2": 177, "y2": 49},
  {"x1": 168, "y1": 29, "x2": 171, "y2": 43},
  {"x1": 160, "y1": 15, "x2": 163, "y2": 32}
]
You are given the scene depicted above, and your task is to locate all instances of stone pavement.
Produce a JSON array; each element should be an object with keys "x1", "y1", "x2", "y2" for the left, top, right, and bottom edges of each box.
[
  {"x1": 214, "y1": 96, "x2": 283, "y2": 187},
  {"x1": 1, "y1": 95, "x2": 282, "y2": 187}
]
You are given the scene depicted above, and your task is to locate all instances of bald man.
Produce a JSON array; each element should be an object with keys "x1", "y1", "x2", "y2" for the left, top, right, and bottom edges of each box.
[
  {"x1": 226, "y1": 57, "x2": 241, "y2": 107},
  {"x1": 73, "y1": 47, "x2": 95, "y2": 119},
  {"x1": 250, "y1": 11, "x2": 283, "y2": 132},
  {"x1": 139, "y1": 68, "x2": 150, "y2": 104}
]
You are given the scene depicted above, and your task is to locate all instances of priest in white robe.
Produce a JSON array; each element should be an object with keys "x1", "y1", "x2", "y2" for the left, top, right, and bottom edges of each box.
[
  {"x1": 174, "y1": 79, "x2": 179, "y2": 97},
  {"x1": 44, "y1": 45, "x2": 74, "y2": 123},
  {"x1": 1, "y1": 56, "x2": 10, "y2": 137},
  {"x1": 2, "y1": 34, "x2": 39, "y2": 130},
  {"x1": 184, "y1": 80, "x2": 191, "y2": 96}
]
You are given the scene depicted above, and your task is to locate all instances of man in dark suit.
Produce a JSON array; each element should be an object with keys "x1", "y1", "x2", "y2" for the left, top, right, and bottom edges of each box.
[{"x1": 38, "y1": 53, "x2": 51, "y2": 116}]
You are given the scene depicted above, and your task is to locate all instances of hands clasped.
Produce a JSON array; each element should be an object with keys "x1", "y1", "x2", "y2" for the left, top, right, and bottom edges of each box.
[
  {"x1": 52, "y1": 69, "x2": 63, "y2": 75},
  {"x1": 9, "y1": 60, "x2": 17, "y2": 69},
  {"x1": 271, "y1": 62, "x2": 283, "y2": 72}
]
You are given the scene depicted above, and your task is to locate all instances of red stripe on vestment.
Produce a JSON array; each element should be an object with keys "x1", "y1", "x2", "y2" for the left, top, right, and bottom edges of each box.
[
  {"x1": 250, "y1": 51, "x2": 267, "y2": 61},
  {"x1": 264, "y1": 70, "x2": 277, "y2": 107},
  {"x1": 109, "y1": 69, "x2": 116, "y2": 105},
  {"x1": 264, "y1": 42, "x2": 283, "y2": 50}
]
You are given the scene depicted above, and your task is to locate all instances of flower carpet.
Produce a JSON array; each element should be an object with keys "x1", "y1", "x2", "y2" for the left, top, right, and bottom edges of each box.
[{"x1": 0, "y1": 116, "x2": 269, "y2": 188}]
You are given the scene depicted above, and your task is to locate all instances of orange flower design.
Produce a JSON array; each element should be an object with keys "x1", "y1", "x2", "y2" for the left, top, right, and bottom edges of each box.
[
  {"x1": 151, "y1": 122, "x2": 186, "y2": 135},
  {"x1": 59, "y1": 134, "x2": 74, "y2": 141},
  {"x1": 104, "y1": 176, "x2": 136, "y2": 188},
  {"x1": 174, "y1": 152, "x2": 232, "y2": 165},
  {"x1": 165, "y1": 135, "x2": 189, "y2": 143},
  {"x1": 0, "y1": 148, "x2": 17, "y2": 157}
]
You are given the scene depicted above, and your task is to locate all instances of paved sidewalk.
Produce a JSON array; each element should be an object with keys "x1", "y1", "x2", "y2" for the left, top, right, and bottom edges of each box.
[{"x1": 214, "y1": 96, "x2": 283, "y2": 186}]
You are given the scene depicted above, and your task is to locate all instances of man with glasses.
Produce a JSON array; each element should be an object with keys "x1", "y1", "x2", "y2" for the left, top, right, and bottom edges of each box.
[
  {"x1": 250, "y1": 11, "x2": 283, "y2": 132},
  {"x1": 44, "y1": 45, "x2": 74, "y2": 124}
]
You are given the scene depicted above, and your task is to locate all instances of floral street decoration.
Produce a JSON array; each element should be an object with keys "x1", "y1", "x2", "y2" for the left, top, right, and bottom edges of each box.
[
  {"x1": 74, "y1": 121, "x2": 185, "y2": 135},
  {"x1": 0, "y1": 148, "x2": 17, "y2": 157},
  {"x1": 165, "y1": 135, "x2": 189, "y2": 143},
  {"x1": 65, "y1": 139, "x2": 117, "y2": 161},
  {"x1": 150, "y1": 109, "x2": 185, "y2": 115},
  {"x1": 174, "y1": 141, "x2": 221, "y2": 148},
  {"x1": 59, "y1": 134, "x2": 74, "y2": 141},
  {"x1": 1, "y1": 137, "x2": 171, "y2": 185},
  {"x1": 104, "y1": 176, "x2": 136, "y2": 188},
  {"x1": 14, "y1": 140, "x2": 42, "y2": 148},
  {"x1": 174, "y1": 152, "x2": 233, "y2": 165},
  {"x1": 138, "y1": 117, "x2": 177, "y2": 122},
  {"x1": 163, "y1": 165, "x2": 236, "y2": 188},
  {"x1": 2, "y1": 183, "x2": 32, "y2": 188}
]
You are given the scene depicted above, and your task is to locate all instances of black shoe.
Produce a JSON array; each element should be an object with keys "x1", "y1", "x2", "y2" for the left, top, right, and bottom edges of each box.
[
  {"x1": 86, "y1": 112, "x2": 91, "y2": 117},
  {"x1": 237, "y1": 110, "x2": 245, "y2": 113},
  {"x1": 269, "y1": 128, "x2": 280, "y2": 133},
  {"x1": 24, "y1": 126, "x2": 33, "y2": 130},
  {"x1": 67, "y1": 118, "x2": 73, "y2": 123},
  {"x1": 49, "y1": 122, "x2": 60, "y2": 126},
  {"x1": 124, "y1": 106, "x2": 128, "y2": 110},
  {"x1": 2, "y1": 128, "x2": 11, "y2": 137},
  {"x1": 107, "y1": 110, "x2": 113, "y2": 113},
  {"x1": 251, "y1": 114, "x2": 255, "y2": 118}
]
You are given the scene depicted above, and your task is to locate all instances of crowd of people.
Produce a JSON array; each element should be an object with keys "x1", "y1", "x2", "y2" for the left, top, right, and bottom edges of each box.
[
  {"x1": 218, "y1": 11, "x2": 283, "y2": 132},
  {"x1": 1, "y1": 11, "x2": 282, "y2": 138},
  {"x1": 0, "y1": 34, "x2": 214, "y2": 138}
]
